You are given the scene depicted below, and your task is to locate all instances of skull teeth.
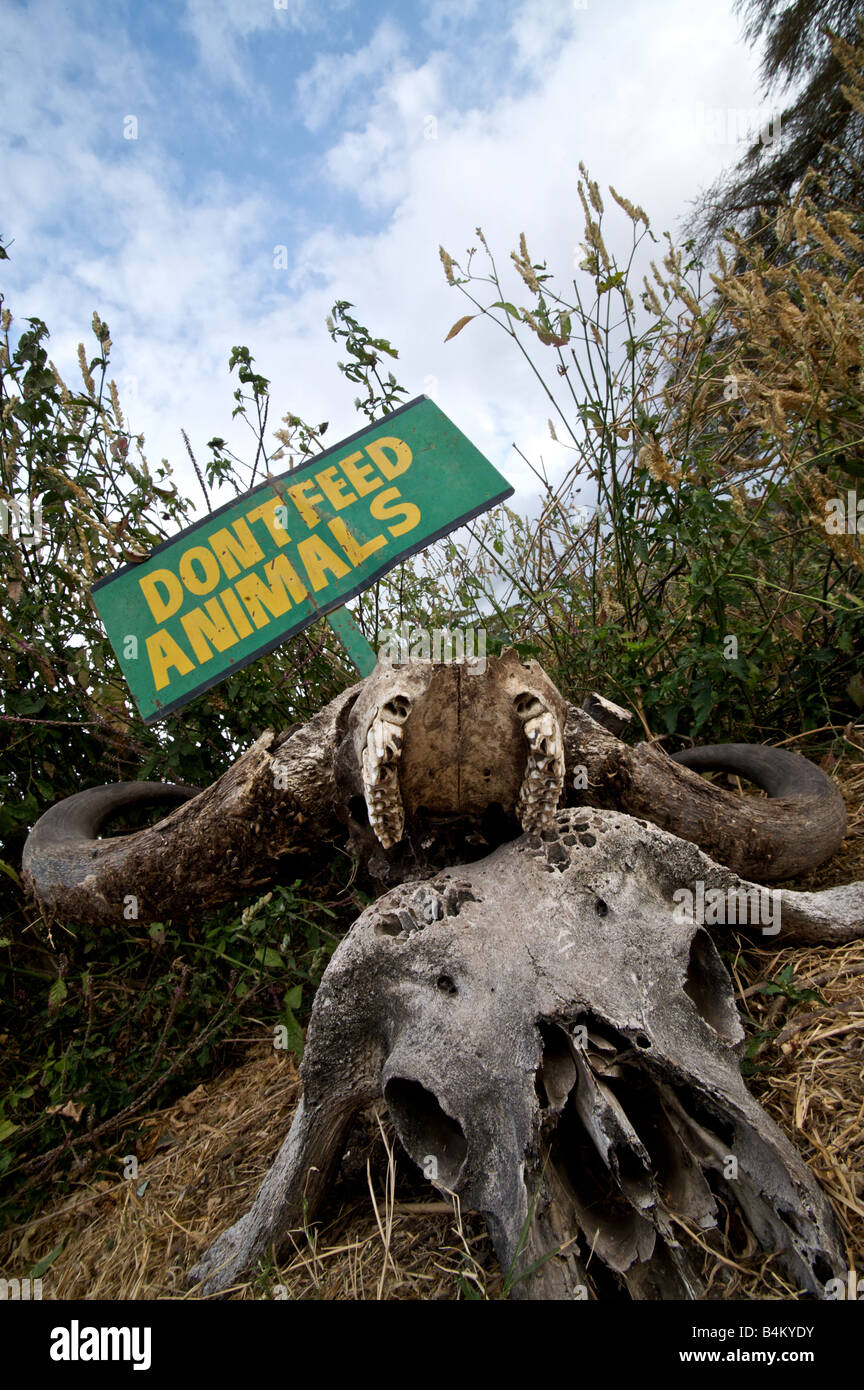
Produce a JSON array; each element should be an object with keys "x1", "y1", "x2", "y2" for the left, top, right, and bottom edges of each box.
[
  {"x1": 362, "y1": 690, "x2": 563, "y2": 847},
  {"x1": 516, "y1": 707, "x2": 565, "y2": 835},
  {"x1": 362, "y1": 707, "x2": 408, "y2": 849}
]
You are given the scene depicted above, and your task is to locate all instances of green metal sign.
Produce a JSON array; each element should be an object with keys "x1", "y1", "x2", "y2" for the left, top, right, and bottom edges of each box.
[{"x1": 92, "y1": 395, "x2": 513, "y2": 722}]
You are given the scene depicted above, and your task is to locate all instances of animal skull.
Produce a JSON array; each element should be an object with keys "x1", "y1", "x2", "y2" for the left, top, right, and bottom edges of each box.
[
  {"x1": 21, "y1": 651, "x2": 850, "y2": 926},
  {"x1": 187, "y1": 805, "x2": 857, "y2": 1299},
  {"x1": 334, "y1": 648, "x2": 567, "y2": 858},
  {"x1": 19, "y1": 652, "x2": 864, "y2": 1298}
]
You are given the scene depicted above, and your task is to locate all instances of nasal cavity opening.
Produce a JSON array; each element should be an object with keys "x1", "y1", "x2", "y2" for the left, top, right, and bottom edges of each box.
[
  {"x1": 383, "y1": 1077, "x2": 467, "y2": 1189},
  {"x1": 382, "y1": 695, "x2": 411, "y2": 723},
  {"x1": 514, "y1": 692, "x2": 544, "y2": 721},
  {"x1": 535, "y1": 1020, "x2": 578, "y2": 1111},
  {"x1": 683, "y1": 929, "x2": 741, "y2": 1042}
]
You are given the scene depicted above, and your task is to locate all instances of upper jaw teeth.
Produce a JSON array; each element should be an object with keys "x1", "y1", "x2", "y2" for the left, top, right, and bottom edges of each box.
[
  {"x1": 362, "y1": 699, "x2": 410, "y2": 849},
  {"x1": 515, "y1": 697, "x2": 565, "y2": 836},
  {"x1": 361, "y1": 690, "x2": 566, "y2": 850}
]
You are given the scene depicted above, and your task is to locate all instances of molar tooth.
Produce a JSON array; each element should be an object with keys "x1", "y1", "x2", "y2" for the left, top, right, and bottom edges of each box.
[
  {"x1": 362, "y1": 710, "x2": 407, "y2": 849},
  {"x1": 516, "y1": 707, "x2": 565, "y2": 835}
]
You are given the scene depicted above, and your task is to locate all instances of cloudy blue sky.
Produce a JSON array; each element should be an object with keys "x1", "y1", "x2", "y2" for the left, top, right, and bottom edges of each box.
[{"x1": 3, "y1": 0, "x2": 773, "y2": 516}]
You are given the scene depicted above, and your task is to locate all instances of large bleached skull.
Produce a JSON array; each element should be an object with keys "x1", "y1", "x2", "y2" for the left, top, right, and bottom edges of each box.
[{"x1": 187, "y1": 805, "x2": 855, "y2": 1299}]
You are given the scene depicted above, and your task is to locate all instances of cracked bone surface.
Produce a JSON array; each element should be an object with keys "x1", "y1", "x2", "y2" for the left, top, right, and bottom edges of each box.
[{"x1": 188, "y1": 806, "x2": 858, "y2": 1300}]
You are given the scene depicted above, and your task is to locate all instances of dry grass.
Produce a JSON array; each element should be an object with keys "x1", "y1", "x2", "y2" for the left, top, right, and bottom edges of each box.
[
  {"x1": 2, "y1": 756, "x2": 861, "y2": 1302},
  {"x1": 711, "y1": 753, "x2": 864, "y2": 1297},
  {"x1": 0, "y1": 1046, "x2": 499, "y2": 1301}
]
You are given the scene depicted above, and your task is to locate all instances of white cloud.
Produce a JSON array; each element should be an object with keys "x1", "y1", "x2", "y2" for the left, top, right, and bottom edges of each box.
[
  {"x1": 509, "y1": 0, "x2": 583, "y2": 75},
  {"x1": 3, "y1": 0, "x2": 766, "y2": 527},
  {"x1": 322, "y1": 55, "x2": 445, "y2": 207},
  {"x1": 275, "y1": 0, "x2": 761, "y2": 491},
  {"x1": 296, "y1": 19, "x2": 408, "y2": 131},
  {"x1": 181, "y1": 0, "x2": 321, "y2": 91},
  {"x1": 421, "y1": 0, "x2": 482, "y2": 37}
]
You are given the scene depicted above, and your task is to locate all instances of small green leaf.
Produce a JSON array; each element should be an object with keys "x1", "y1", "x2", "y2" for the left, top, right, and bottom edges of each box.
[
  {"x1": 48, "y1": 978, "x2": 67, "y2": 1010},
  {"x1": 29, "y1": 1242, "x2": 65, "y2": 1279},
  {"x1": 281, "y1": 1000, "x2": 305, "y2": 1060},
  {"x1": 254, "y1": 946, "x2": 284, "y2": 971}
]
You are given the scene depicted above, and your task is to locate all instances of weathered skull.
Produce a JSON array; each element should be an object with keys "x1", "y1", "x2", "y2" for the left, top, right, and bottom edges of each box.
[
  {"x1": 22, "y1": 654, "x2": 850, "y2": 926},
  {"x1": 188, "y1": 805, "x2": 850, "y2": 1300},
  {"x1": 335, "y1": 648, "x2": 566, "y2": 857}
]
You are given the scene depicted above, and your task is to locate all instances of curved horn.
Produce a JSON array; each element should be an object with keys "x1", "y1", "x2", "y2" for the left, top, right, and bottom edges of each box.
[
  {"x1": 670, "y1": 743, "x2": 834, "y2": 799},
  {"x1": 24, "y1": 781, "x2": 202, "y2": 844},
  {"x1": 565, "y1": 709, "x2": 847, "y2": 881},
  {"x1": 22, "y1": 684, "x2": 361, "y2": 927}
]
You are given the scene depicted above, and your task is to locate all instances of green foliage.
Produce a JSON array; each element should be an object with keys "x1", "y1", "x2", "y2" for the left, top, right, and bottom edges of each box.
[
  {"x1": 0, "y1": 293, "x2": 364, "y2": 1220},
  {"x1": 738, "y1": 964, "x2": 825, "y2": 1077},
  {"x1": 326, "y1": 301, "x2": 408, "y2": 422},
  {"x1": 755, "y1": 963, "x2": 825, "y2": 1007},
  {"x1": 433, "y1": 151, "x2": 864, "y2": 740}
]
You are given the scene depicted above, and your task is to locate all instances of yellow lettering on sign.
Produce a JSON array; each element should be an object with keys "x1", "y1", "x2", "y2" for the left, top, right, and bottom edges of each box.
[
  {"x1": 145, "y1": 631, "x2": 195, "y2": 691},
  {"x1": 235, "y1": 553, "x2": 308, "y2": 628},
  {"x1": 221, "y1": 586, "x2": 254, "y2": 638},
  {"x1": 365, "y1": 436, "x2": 412, "y2": 481},
  {"x1": 181, "y1": 596, "x2": 241, "y2": 665},
  {"x1": 179, "y1": 545, "x2": 221, "y2": 595},
  {"x1": 315, "y1": 464, "x2": 357, "y2": 511},
  {"x1": 208, "y1": 518, "x2": 265, "y2": 578},
  {"x1": 246, "y1": 495, "x2": 292, "y2": 547},
  {"x1": 296, "y1": 534, "x2": 351, "y2": 590},
  {"x1": 370, "y1": 486, "x2": 421, "y2": 537},
  {"x1": 139, "y1": 569, "x2": 183, "y2": 624},
  {"x1": 328, "y1": 517, "x2": 387, "y2": 567},
  {"x1": 287, "y1": 477, "x2": 325, "y2": 528},
  {"x1": 340, "y1": 450, "x2": 384, "y2": 498}
]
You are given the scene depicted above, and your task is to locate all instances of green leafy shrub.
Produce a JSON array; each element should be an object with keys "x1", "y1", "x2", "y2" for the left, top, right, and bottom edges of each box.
[
  {"x1": 434, "y1": 132, "x2": 864, "y2": 738},
  {"x1": 0, "y1": 297, "x2": 363, "y2": 1215}
]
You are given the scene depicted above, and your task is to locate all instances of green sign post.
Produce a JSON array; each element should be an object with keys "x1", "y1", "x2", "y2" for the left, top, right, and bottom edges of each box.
[{"x1": 92, "y1": 395, "x2": 513, "y2": 722}]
